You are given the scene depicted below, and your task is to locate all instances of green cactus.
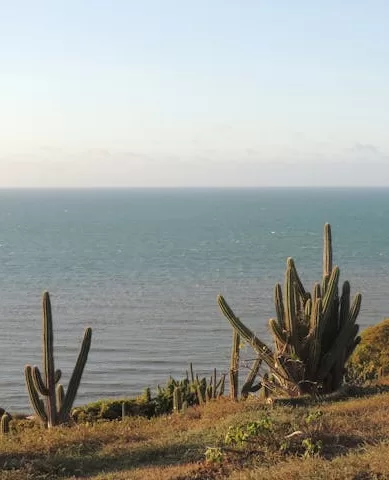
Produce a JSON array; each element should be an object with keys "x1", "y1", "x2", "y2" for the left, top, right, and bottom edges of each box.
[
  {"x1": 173, "y1": 386, "x2": 182, "y2": 412},
  {"x1": 1, "y1": 413, "x2": 11, "y2": 435},
  {"x1": 241, "y1": 355, "x2": 262, "y2": 399},
  {"x1": 218, "y1": 223, "x2": 361, "y2": 396},
  {"x1": 154, "y1": 363, "x2": 225, "y2": 414},
  {"x1": 217, "y1": 294, "x2": 297, "y2": 395},
  {"x1": 259, "y1": 373, "x2": 271, "y2": 400},
  {"x1": 25, "y1": 292, "x2": 92, "y2": 428},
  {"x1": 230, "y1": 330, "x2": 240, "y2": 400}
]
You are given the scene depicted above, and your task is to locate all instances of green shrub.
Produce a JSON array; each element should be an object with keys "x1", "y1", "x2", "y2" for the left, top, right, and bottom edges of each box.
[
  {"x1": 346, "y1": 318, "x2": 389, "y2": 384},
  {"x1": 72, "y1": 397, "x2": 155, "y2": 422},
  {"x1": 224, "y1": 416, "x2": 273, "y2": 447}
]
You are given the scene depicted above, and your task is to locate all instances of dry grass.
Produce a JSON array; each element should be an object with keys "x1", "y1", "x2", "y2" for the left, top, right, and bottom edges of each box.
[{"x1": 1, "y1": 390, "x2": 389, "y2": 479}]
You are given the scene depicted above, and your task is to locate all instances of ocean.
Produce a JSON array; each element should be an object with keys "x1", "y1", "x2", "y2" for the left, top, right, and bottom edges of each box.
[{"x1": 0, "y1": 187, "x2": 388, "y2": 412}]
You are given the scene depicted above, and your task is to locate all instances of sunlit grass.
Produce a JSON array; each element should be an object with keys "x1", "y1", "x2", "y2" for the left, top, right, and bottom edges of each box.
[{"x1": 1, "y1": 390, "x2": 389, "y2": 479}]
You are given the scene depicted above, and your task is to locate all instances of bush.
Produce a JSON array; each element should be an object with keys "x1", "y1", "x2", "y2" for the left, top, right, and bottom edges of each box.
[
  {"x1": 346, "y1": 318, "x2": 389, "y2": 384},
  {"x1": 72, "y1": 396, "x2": 156, "y2": 423}
]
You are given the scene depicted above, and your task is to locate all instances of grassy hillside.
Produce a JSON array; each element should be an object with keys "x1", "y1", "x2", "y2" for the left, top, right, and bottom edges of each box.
[{"x1": 1, "y1": 386, "x2": 389, "y2": 479}]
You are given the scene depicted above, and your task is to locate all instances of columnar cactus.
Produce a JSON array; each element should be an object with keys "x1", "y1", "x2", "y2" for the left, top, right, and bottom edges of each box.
[
  {"x1": 1, "y1": 413, "x2": 11, "y2": 435},
  {"x1": 173, "y1": 386, "x2": 182, "y2": 412},
  {"x1": 25, "y1": 292, "x2": 92, "y2": 428},
  {"x1": 229, "y1": 330, "x2": 240, "y2": 400},
  {"x1": 218, "y1": 223, "x2": 362, "y2": 396}
]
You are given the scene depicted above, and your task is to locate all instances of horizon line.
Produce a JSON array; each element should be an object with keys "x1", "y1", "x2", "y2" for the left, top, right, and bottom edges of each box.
[{"x1": 0, "y1": 185, "x2": 389, "y2": 190}]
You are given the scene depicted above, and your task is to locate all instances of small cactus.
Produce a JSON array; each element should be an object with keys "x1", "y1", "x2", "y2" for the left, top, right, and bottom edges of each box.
[
  {"x1": 173, "y1": 386, "x2": 182, "y2": 412},
  {"x1": 0, "y1": 413, "x2": 11, "y2": 435}
]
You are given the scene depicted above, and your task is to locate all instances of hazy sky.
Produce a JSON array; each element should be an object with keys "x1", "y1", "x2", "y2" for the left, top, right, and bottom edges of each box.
[{"x1": 1, "y1": 1, "x2": 389, "y2": 187}]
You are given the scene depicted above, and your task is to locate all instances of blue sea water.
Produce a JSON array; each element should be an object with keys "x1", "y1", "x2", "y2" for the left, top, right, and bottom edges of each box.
[{"x1": 0, "y1": 187, "x2": 388, "y2": 412}]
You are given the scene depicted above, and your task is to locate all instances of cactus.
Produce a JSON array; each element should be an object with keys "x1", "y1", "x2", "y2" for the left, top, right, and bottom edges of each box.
[
  {"x1": 1, "y1": 413, "x2": 11, "y2": 435},
  {"x1": 25, "y1": 292, "x2": 92, "y2": 428},
  {"x1": 155, "y1": 364, "x2": 225, "y2": 414},
  {"x1": 259, "y1": 373, "x2": 270, "y2": 400},
  {"x1": 241, "y1": 355, "x2": 262, "y2": 399},
  {"x1": 230, "y1": 330, "x2": 240, "y2": 400},
  {"x1": 218, "y1": 223, "x2": 361, "y2": 396},
  {"x1": 173, "y1": 386, "x2": 182, "y2": 412}
]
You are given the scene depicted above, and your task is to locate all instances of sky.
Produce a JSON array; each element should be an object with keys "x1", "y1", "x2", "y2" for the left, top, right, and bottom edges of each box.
[{"x1": 1, "y1": 1, "x2": 389, "y2": 187}]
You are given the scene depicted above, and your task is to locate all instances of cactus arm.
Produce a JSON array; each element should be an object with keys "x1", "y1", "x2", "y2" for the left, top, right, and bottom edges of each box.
[
  {"x1": 313, "y1": 283, "x2": 321, "y2": 303},
  {"x1": 59, "y1": 327, "x2": 92, "y2": 422},
  {"x1": 241, "y1": 355, "x2": 262, "y2": 399},
  {"x1": 229, "y1": 329, "x2": 240, "y2": 401},
  {"x1": 285, "y1": 260, "x2": 298, "y2": 354},
  {"x1": 274, "y1": 283, "x2": 286, "y2": 330},
  {"x1": 215, "y1": 372, "x2": 225, "y2": 393},
  {"x1": 218, "y1": 295, "x2": 273, "y2": 366},
  {"x1": 321, "y1": 267, "x2": 340, "y2": 317},
  {"x1": 288, "y1": 258, "x2": 307, "y2": 300},
  {"x1": 323, "y1": 223, "x2": 333, "y2": 277},
  {"x1": 25, "y1": 365, "x2": 48, "y2": 424},
  {"x1": 218, "y1": 295, "x2": 297, "y2": 392},
  {"x1": 318, "y1": 320, "x2": 360, "y2": 381},
  {"x1": 319, "y1": 266, "x2": 340, "y2": 336},
  {"x1": 269, "y1": 318, "x2": 288, "y2": 346},
  {"x1": 348, "y1": 293, "x2": 362, "y2": 324},
  {"x1": 32, "y1": 366, "x2": 48, "y2": 396},
  {"x1": 54, "y1": 369, "x2": 62, "y2": 384},
  {"x1": 56, "y1": 384, "x2": 64, "y2": 412},
  {"x1": 218, "y1": 374, "x2": 226, "y2": 397},
  {"x1": 308, "y1": 298, "x2": 322, "y2": 375},
  {"x1": 339, "y1": 281, "x2": 350, "y2": 329},
  {"x1": 305, "y1": 298, "x2": 312, "y2": 322}
]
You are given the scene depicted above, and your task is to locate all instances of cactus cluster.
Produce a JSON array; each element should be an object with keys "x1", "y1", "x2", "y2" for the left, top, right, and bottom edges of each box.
[
  {"x1": 155, "y1": 363, "x2": 225, "y2": 414},
  {"x1": 193, "y1": 365, "x2": 225, "y2": 405},
  {"x1": 24, "y1": 292, "x2": 92, "y2": 428},
  {"x1": 218, "y1": 223, "x2": 362, "y2": 396}
]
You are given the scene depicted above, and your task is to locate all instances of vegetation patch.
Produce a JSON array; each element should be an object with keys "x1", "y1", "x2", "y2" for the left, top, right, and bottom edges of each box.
[{"x1": 347, "y1": 318, "x2": 389, "y2": 384}]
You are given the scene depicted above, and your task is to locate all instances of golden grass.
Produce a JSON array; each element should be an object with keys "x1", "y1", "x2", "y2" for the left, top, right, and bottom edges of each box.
[{"x1": 1, "y1": 392, "x2": 389, "y2": 479}]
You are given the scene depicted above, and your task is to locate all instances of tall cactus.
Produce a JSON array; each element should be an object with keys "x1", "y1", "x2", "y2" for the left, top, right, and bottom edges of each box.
[
  {"x1": 229, "y1": 330, "x2": 240, "y2": 401},
  {"x1": 218, "y1": 223, "x2": 361, "y2": 396},
  {"x1": 25, "y1": 292, "x2": 92, "y2": 428}
]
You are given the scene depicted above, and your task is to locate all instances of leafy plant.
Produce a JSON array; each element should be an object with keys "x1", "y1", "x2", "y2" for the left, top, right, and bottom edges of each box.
[
  {"x1": 204, "y1": 446, "x2": 224, "y2": 463},
  {"x1": 225, "y1": 417, "x2": 273, "y2": 447},
  {"x1": 302, "y1": 437, "x2": 323, "y2": 458},
  {"x1": 305, "y1": 409, "x2": 324, "y2": 435}
]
